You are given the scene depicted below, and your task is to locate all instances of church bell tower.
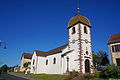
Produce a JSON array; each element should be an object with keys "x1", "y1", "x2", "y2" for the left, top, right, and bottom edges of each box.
[{"x1": 67, "y1": 7, "x2": 94, "y2": 74}]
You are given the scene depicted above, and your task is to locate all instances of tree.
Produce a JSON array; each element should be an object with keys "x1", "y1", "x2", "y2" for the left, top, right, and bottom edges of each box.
[
  {"x1": 1, "y1": 64, "x2": 8, "y2": 72},
  {"x1": 23, "y1": 62, "x2": 29, "y2": 69},
  {"x1": 101, "y1": 53, "x2": 109, "y2": 66},
  {"x1": 93, "y1": 50, "x2": 109, "y2": 69},
  {"x1": 23, "y1": 62, "x2": 29, "y2": 74},
  {"x1": 93, "y1": 53, "x2": 98, "y2": 68},
  {"x1": 8, "y1": 67, "x2": 14, "y2": 72}
]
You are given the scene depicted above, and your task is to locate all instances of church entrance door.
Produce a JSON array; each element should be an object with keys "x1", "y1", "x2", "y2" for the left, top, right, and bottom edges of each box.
[{"x1": 85, "y1": 59, "x2": 90, "y2": 73}]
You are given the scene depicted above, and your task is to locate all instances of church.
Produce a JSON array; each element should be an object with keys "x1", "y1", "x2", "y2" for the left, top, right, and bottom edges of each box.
[{"x1": 30, "y1": 8, "x2": 94, "y2": 74}]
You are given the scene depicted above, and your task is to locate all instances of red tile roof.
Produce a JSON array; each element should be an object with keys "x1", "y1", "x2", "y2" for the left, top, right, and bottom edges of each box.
[
  {"x1": 107, "y1": 33, "x2": 120, "y2": 44},
  {"x1": 22, "y1": 53, "x2": 33, "y2": 59},
  {"x1": 35, "y1": 44, "x2": 68, "y2": 57},
  {"x1": 34, "y1": 50, "x2": 47, "y2": 57}
]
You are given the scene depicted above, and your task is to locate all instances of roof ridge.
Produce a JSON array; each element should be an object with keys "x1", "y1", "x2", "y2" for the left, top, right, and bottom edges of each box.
[
  {"x1": 22, "y1": 53, "x2": 32, "y2": 55},
  {"x1": 47, "y1": 44, "x2": 68, "y2": 52},
  {"x1": 107, "y1": 33, "x2": 120, "y2": 44},
  {"x1": 35, "y1": 44, "x2": 68, "y2": 56}
]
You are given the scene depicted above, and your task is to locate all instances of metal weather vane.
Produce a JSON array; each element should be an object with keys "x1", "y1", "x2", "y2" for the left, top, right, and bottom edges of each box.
[{"x1": 77, "y1": 0, "x2": 80, "y2": 13}]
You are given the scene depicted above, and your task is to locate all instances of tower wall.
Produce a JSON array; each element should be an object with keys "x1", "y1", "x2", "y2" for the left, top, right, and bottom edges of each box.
[{"x1": 68, "y1": 23, "x2": 94, "y2": 74}]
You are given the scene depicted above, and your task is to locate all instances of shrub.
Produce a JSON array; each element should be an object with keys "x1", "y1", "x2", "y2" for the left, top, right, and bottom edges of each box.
[
  {"x1": 84, "y1": 74, "x2": 94, "y2": 79},
  {"x1": 94, "y1": 71, "x2": 101, "y2": 78},
  {"x1": 65, "y1": 70, "x2": 80, "y2": 80},
  {"x1": 23, "y1": 70, "x2": 25, "y2": 73},
  {"x1": 100, "y1": 64, "x2": 120, "y2": 79},
  {"x1": 27, "y1": 71, "x2": 30, "y2": 74},
  {"x1": 70, "y1": 70, "x2": 80, "y2": 77}
]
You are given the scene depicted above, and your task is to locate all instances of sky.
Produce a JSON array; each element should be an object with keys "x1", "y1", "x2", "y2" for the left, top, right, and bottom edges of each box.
[{"x1": 0, "y1": 0, "x2": 120, "y2": 67}]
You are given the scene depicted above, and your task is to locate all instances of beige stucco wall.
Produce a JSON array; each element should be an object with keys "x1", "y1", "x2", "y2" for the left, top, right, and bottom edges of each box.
[
  {"x1": 109, "y1": 42, "x2": 120, "y2": 65},
  {"x1": 20, "y1": 56, "x2": 32, "y2": 72}
]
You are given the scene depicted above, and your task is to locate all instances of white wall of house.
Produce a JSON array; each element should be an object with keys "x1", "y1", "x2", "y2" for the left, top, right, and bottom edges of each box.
[
  {"x1": 36, "y1": 56, "x2": 46, "y2": 74},
  {"x1": 45, "y1": 53, "x2": 62, "y2": 74},
  {"x1": 30, "y1": 51, "x2": 37, "y2": 74}
]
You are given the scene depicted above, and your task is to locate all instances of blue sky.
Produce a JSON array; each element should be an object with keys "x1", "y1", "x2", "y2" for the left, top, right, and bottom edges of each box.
[{"x1": 0, "y1": 0, "x2": 120, "y2": 67}]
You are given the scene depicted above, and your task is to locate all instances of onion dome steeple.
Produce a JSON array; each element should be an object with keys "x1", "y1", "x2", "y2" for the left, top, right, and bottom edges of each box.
[{"x1": 67, "y1": 0, "x2": 91, "y2": 29}]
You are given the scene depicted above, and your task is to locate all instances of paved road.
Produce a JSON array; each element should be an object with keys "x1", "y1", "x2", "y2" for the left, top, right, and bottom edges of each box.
[{"x1": 0, "y1": 72, "x2": 29, "y2": 80}]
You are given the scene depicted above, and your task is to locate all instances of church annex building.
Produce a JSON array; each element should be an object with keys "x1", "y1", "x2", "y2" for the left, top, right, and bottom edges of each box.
[{"x1": 28, "y1": 9, "x2": 94, "y2": 74}]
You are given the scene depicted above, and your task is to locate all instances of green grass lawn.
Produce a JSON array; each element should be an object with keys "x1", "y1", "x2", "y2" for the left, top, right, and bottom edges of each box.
[
  {"x1": 14, "y1": 71, "x2": 24, "y2": 74},
  {"x1": 30, "y1": 74, "x2": 67, "y2": 80}
]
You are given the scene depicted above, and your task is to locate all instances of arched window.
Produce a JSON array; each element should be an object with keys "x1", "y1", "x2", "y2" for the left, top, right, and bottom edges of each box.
[
  {"x1": 46, "y1": 59, "x2": 48, "y2": 65},
  {"x1": 85, "y1": 59, "x2": 90, "y2": 73},
  {"x1": 72, "y1": 27, "x2": 76, "y2": 34},
  {"x1": 33, "y1": 59, "x2": 35, "y2": 65},
  {"x1": 84, "y1": 26, "x2": 87, "y2": 34},
  {"x1": 53, "y1": 58, "x2": 56, "y2": 64}
]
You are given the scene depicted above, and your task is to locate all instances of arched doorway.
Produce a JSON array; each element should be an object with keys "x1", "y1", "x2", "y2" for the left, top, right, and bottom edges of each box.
[{"x1": 85, "y1": 59, "x2": 90, "y2": 73}]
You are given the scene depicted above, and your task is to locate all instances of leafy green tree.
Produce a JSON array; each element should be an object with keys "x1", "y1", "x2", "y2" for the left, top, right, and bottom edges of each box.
[
  {"x1": 8, "y1": 67, "x2": 14, "y2": 72},
  {"x1": 101, "y1": 54, "x2": 109, "y2": 66},
  {"x1": 23, "y1": 62, "x2": 29, "y2": 74},
  {"x1": 93, "y1": 53, "x2": 98, "y2": 68},
  {"x1": 93, "y1": 50, "x2": 109, "y2": 69},
  {"x1": 23, "y1": 62, "x2": 29, "y2": 69},
  {"x1": 1, "y1": 64, "x2": 8, "y2": 72}
]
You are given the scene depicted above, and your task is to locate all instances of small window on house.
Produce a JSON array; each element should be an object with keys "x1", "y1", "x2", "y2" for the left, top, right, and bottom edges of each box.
[
  {"x1": 33, "y1": 59, "x2": 35, "y2": 65},
  {"x1": 116, "y1": 45, "x2": 120, "y2": 52},
  {"x1": 117, "y1": 45, "x2": 120, "y2": 52},
  {"x1": 119, "y1": 45, "x2": 120, "y2": 51},
  {"x1": 53, "y1": 58, "x2": 56, "y2": 64},
  {"x1": 28, "y1": 62, "x2": 31, "y2": 65},
  {"x1": 112, "y1": 46, "x2": 115, "y2": 52},
  {"x1": 46, "y1": 59, "x2": 48, "y2": 65},
  {"x1": 84, "y1": 26, "x2": 87, "y2": 34},
  {"x1": 116, "y1": 58, "x2": 120, "y2": 66},
  {"x1": 72, "y1": 27, "x2": 76, "y2": 34},
  {"x1": 115, "y1": 45, "x2": 118, "y2": 52}
]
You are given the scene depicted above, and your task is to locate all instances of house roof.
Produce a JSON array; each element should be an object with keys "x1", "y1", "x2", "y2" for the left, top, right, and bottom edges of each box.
[
  {"x1": 107, "y1": 33, "x2": 120, "y2": 45},
  {"x1": 22, "y1": 53, "x2": 33, "y2": 59},
  {"x1": 35, "y1": 44, "x2": 68, "y2": 57},
  {"x1": 35, "y1": 50, "x2": 47, "y2": 57},
  {"x1": 68, "y1": 13, "x2": 91, "y2": 29}
]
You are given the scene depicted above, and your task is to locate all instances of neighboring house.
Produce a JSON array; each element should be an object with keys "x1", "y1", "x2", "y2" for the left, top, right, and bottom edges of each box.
[
  {"x1": 30, "y1": 9, "x2": 94, "y2": 74},
  {"x1": 14, "y1": 66, "x2": 20, "y2": 72},
  {"x1": 108, "y1": 33, "x2": 120, "y2": 66},
  {"x1": 20, "y1": 53, "x2": 32, "y2": 72}
]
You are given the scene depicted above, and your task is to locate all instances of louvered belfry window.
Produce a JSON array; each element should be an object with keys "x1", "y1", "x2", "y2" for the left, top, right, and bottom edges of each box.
[
  {"x1": 84, "y1": 26, "x2": 87, "y2": 34},
  {"x1": 72, "y1": 27, "x2": 76, "y2": 34}
]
